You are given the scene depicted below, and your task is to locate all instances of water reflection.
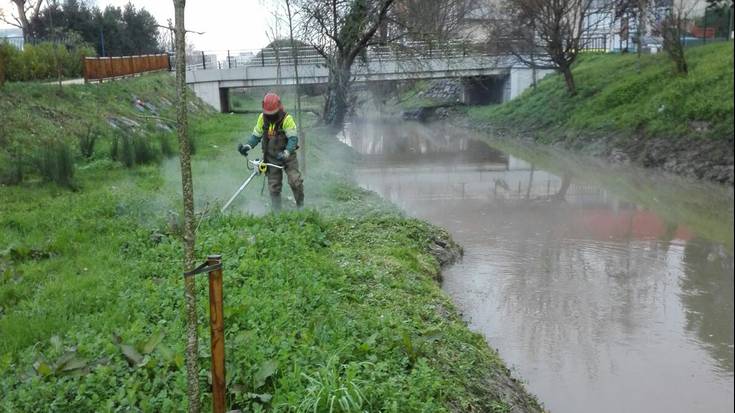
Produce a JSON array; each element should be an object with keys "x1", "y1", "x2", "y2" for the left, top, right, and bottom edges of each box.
[{"x1": 342, "y1": 121, "x2": 734, "y2": 413}]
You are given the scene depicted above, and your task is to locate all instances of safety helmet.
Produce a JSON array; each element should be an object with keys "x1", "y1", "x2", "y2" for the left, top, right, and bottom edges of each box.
[{"x1": 262, "y1": 93, "x2": 282, "y2": 115}]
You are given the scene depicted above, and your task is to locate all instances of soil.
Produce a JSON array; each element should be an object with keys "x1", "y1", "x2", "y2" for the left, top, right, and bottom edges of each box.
[{"x1": 443, "y1": 109, "x2": 735, "y2": 185}]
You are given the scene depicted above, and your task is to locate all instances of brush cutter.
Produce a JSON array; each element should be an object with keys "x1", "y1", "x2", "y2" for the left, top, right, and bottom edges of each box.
[{"x1": 221, "y1": 158, "x2": 284, "y2": 213}]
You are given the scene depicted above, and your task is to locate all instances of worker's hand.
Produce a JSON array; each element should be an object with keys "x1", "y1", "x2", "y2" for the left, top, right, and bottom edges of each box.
[
  {"x1": 276, "y1": 150, "x2": 290, "y2": 161},
  {"x1": 237, "y1": 143, "x2": 251, "y2": 157}
]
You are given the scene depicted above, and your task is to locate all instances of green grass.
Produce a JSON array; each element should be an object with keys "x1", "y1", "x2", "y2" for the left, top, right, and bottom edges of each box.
[
  {"x1": 0, "y1": 80, "x2": 540, "y2": 411},
  {"x1": 469, "y1": 42, "x2": 734, "y2": 141},
  {"x1": 0, "y1": 73, "x2": 212, "y2": 185}
]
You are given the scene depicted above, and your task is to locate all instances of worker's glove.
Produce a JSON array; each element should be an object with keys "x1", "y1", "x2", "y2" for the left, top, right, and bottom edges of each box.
[
  {"x1": 276, "y1": 150, "x2": 290, "y2": 162},
  {"x1": 237, "y1": 143, "x2": 251, "y2": 157}
]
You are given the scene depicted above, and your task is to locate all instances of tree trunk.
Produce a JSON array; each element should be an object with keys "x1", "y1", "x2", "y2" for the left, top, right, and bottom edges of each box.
[
  {"x1": 561, "y1": 65, "x2": 577, "y2": 96},
  {"x1": 285, "y1": 0, "x2": 304, "y2": 174},
  {"x1": 12, "y1": 0, "x2": 32, "y2": 42},
  {"x1": 173, "y1": 1, "x2": 201, "y2": 412},
  {"x1": 554, "y1": 173, "x2": 572, "y2": 201},
  {"x1": 663, "y1": 24, "x2": 688, "y2": 75},
  {"x1": 323, "y1": 62, "x2": 351, "y2": 127}
]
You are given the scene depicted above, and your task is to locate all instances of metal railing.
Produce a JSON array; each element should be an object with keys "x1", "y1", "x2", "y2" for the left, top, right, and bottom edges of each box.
[{"x1": 171, "y1": 40, "x2": 506, "y2": 73}]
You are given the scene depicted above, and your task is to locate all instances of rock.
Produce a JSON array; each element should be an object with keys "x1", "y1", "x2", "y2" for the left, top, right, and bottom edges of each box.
[
  {"x1": 688, "y1": 120, "x2": 710, "y2": 133},
  {"x1": 155, "y1": 121, "x2": 173, "y2": 132},
  {"x1": 607, "y1": 148, "x2": 630, "y2": 164},
  {"x1": 107, "y1": 116, "x2": 141, "y2": 129},
  {"x1": 424, "y1": 79, "x2": 463, "y2": 102}
]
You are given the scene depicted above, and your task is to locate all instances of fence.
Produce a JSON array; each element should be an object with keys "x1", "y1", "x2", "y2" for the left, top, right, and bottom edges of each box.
[
  {"x1": 83, "y1": 53, "x2": 170, "y2": 82},
  {"x1": 175, "y1": 41, "x2": 506, "y2": 72},
  {"x1": 0, "y1": 35, "x2": 24, "y2": 50}
]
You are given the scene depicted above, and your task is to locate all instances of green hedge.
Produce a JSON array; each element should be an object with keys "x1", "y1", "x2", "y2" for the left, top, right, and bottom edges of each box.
[{"x1": 0, "y1": 41, "x2": 95, "y2": 83}]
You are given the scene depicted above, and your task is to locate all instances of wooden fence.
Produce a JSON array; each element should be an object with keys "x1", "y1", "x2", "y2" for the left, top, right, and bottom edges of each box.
[{"x1": 83, "y1": 54, "x2": 170, "y2": 82}]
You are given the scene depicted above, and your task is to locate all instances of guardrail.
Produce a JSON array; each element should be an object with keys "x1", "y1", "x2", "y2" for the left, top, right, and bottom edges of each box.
[{"x1": 83, "y1": 53, "x2": 170, "y2": 82}]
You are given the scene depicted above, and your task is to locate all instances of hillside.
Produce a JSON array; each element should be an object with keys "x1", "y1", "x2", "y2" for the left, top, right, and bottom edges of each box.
[
  {"x1": 467, "y1": 42, "x2": 734, "y2": 183},
  {"x1": 0, "y1": 74, "x2": 212, "y2": 186}
]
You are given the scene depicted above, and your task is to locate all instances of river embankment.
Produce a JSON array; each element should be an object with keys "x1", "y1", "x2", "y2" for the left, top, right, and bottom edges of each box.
[
  {"x1": 0, "y1": 75, "x2": 542, "y2": 411},
  {"x1": 463, "y1": 42, "x2": 734, "y2": 184},
  {"x1": 393, "y1": 42, "x2": 733, "y2": 184}
]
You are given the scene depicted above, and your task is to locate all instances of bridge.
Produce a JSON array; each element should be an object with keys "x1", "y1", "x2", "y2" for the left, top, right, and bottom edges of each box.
[{"x1": 181, "y1": 43, "x2": 550, "y2": 113}]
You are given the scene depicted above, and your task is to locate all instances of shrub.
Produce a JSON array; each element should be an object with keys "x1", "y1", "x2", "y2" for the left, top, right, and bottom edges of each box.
[
  {"x1": 37, "y1": 140, "x2": 75, "y2": 187},
  {"x1": 2, "y1": 41, "x2": 95, "y2": 82},
  {"x1": 0, "y1": 149, "x2": 24, "y2": 185},
  {"x1": 78, "y1": 125, "x2": 99, "y2": 159},
  {"x1": 158, "y1": 133, "x2": 175, "y2": 157},
  {"x1": 0, "y1": 43, "x2": 16, "y2": 87},
  {"x1": 132, "y1": 135, "x2": 159, "y2": 165},
  {"x1": 111, "y1": 133, "x2": 161, "y2": 167}
]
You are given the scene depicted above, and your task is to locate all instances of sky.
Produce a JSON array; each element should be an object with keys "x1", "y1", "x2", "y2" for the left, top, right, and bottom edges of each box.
[{"x1": 1, "y1": 0, "x2": 272, "y2": 52}]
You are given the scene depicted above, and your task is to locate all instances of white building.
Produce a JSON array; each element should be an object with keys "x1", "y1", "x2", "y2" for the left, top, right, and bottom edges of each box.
[{"x1": 0, "y1": 28, "x2": 24, "y2": 49}]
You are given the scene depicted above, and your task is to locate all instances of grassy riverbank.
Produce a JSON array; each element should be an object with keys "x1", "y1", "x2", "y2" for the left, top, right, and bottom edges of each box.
[
  {"x1": 0, "y1": 77, "x2": 540, "y2": 411},
  {"x1": 471, "y1": 42, "x2": 733, "y2": 140},
  {"x1": 467, "y1": 42, "x2": 734, "y2": 183}
]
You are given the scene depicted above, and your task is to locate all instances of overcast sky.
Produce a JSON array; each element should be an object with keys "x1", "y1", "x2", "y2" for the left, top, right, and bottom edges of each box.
[{"x1": 1, "y1": 0, "x2": 272, "y2": 52}]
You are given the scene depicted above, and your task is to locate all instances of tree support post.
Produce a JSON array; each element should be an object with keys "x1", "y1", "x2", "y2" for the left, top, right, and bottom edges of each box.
[{"x1": 207, "y1": 255, "x2": 226, "y2": 413}]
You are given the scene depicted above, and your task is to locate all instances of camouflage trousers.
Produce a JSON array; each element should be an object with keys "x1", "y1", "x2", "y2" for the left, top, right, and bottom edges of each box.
[{"x1": 266, "y1": 154, "x2": 304, "y2": 210}]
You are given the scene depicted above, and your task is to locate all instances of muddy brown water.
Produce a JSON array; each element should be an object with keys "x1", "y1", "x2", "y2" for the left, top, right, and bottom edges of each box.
[{"x1": 340, "y1": 121, "x2": 734, "y2": 413}]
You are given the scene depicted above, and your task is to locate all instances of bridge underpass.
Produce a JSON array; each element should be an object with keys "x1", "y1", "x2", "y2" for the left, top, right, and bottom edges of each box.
[{"x1": 182, "y1": 45, "x2": 549, "y2": 113}]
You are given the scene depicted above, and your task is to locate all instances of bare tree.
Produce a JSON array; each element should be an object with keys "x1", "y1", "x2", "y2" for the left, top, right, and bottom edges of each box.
[
  {"x1": 297, "y1": 0, "x2": 396, "y2": 127},
  {"x1": 613, "y1": 0, "x2": 651, "y2": 71},
  {"x1": 391, "y1": 0, "x2": 479, "y2": 41},
  {"x1": 655, "y1": 0, "x2": 701, "y2": 75},
  {"x1": 173, "y1": 0, "x2": 201, "y2": 412},
  {"x1": 283, "y1": 0, "x2": 307, "y2": 173},
  {"x1": 1, "y1": 0, "x2": 45, "y2": 41},
  {"x1": 496, "y1": 0, "x2": 609, "y2": 95}
]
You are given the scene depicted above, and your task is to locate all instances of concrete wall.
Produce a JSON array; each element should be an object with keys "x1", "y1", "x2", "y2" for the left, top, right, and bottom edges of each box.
[
  {"x1": 509, "y1": 67, "x2": 553, "y2": 100},
  {"x1": 191, "y1": 82, "x2": 223, "y2": 112}
]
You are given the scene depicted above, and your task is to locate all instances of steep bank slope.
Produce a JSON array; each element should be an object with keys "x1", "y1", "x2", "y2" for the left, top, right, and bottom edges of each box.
[
  {"x1": 0, "y1": 74, "x2": 211, "y2": 185},
  {"x1": 467, "y1": 42, "x2": 734, "y2": 184},
  {"x1": 0, "y1": 77, "x2": 541, "y2": 411}
]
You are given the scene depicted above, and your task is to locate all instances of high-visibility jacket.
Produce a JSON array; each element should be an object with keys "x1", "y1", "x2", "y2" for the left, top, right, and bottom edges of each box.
[{"x1": 247, "y1": 112, "x2": 298, "y2": 161}]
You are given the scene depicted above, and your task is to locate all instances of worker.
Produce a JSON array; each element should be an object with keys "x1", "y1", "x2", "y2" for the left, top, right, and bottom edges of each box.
[{"x1": 237, "y1": 92, "x2": 304, "y2": 211}]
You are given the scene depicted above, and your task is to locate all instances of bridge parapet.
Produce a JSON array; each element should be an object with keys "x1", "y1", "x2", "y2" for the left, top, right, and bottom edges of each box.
[
  {"x1": 180, "y1": 41, "x2": 552, "y2": 112},
  {"x1": 173, "y1": 41, "x2": 511, "y2": 72}
]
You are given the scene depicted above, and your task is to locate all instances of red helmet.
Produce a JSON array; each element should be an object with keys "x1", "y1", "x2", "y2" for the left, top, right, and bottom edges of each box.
[{"x1": 262, "y1": 93, "x2": 282, "y2": 115}]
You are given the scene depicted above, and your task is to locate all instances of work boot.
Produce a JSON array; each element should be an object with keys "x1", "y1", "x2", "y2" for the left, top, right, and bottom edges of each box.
[
  {"x1": 270, "y1": 194, "x2": 282, "y2": 212},
  {"x1": 296, "y1": 193, "x2": 304, "y2": 209}
]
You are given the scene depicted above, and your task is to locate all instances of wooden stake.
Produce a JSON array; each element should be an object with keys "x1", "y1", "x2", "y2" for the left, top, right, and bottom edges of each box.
[{"x1": 207, "y1": 255, "x2": 226, "y2": 413}]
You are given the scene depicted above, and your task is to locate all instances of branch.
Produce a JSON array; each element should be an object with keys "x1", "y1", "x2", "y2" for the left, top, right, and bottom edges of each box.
[
  {"x1": 156, "y1": 24, "x2": 205, "y2": 35},
  {"x1": 346, "y1": 0, "x2": 396, "y2": 64}
]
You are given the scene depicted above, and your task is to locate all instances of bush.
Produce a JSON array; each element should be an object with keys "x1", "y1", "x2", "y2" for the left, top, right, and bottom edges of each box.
[
  {"x1": 37, "y1": 140, "x2": 75, "y2": 187},
  {"x1": 158, "y1": 133, "x2": 175, "y2": 157},
  {"x1": 111, "y1": 133, "x2": 161, "y2": 167},
  {"x1": 1, "y1": 41, "x2": 95, "y2": 82},
  {"x1": 0, "y1": 148, "x2": 24, "y2": 185},
  {"x1": 132, "y1": 135, "x2": 158, "y2": 165},
  {"x1": 0, "y1": 43, "x2": 14, "y2": 87},
  {"x1": 78, "y1": 125, "x2": 99, "y2": 158}
]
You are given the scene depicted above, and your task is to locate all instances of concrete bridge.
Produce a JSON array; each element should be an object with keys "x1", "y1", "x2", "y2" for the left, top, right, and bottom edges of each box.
[{"x1": 183, "y1": 44, "x2": 549, "y2": 112}]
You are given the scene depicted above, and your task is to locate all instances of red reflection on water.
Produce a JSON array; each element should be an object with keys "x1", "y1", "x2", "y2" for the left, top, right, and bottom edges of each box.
[{"x1": 575, "y1": 209, "x2": 693, "y2": 242}]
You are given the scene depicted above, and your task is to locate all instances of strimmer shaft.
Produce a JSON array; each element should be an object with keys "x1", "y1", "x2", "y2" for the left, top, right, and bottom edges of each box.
[{"x1": 221, "y1": 169, "x2": 259, "y2": 213}]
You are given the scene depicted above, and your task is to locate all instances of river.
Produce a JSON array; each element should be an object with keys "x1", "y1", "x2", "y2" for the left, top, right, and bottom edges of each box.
[{"x1": 340, "y1": 120, "x2": 734, "y2": 413}]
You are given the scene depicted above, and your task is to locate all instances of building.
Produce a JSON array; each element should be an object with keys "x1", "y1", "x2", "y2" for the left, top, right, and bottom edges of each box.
[{"x1": 0, "y1": 27, "x2": 24, "y2": 49}]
